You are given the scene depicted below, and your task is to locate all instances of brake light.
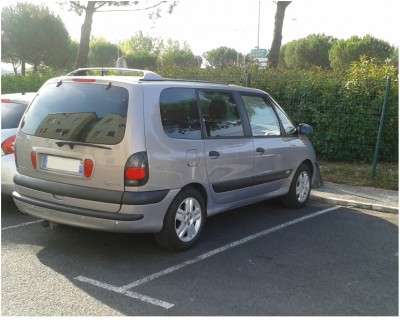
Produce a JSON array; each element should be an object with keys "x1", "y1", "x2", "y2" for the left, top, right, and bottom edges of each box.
[
  {"x1": 125, "y1": 168, "x2": 146, "y2": 180},
  {"x1": 31, "y1": 151, "x2": 37, "y2": 169},
  {"x1": 83, "y1": 159, "x2": 94, "y2": 178},
  {"x1": 72, "y1": 78, "x2": 96, "y2": 83},
  {"x1": 1, "y1": 98, "x2": 10, "y2": 103},
  {"x1": 124, "y1": 152, "x2": 149, "y2": 187},
  {"x1": 1, "y1": 135, "x2": 16, "y2": 155}
]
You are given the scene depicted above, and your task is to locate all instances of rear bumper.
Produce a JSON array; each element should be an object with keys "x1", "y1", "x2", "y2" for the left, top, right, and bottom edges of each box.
[
  {"x1": 13, "y1": 191, "x2": 143, "y2": 221},
  {"x1": 12, "y1": 173, "x2": 179, "y2": 233},
  {"x1": 13, "y1": 189, "x2": 178, "y2": 233}
]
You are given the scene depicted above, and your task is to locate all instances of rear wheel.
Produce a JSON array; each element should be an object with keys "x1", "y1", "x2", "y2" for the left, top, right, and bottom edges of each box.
[
  {"x1": 154, "y1": 187, "x2": 206, "y2": 251},
  {"x1": 280, "y1": 164, "x2": 311, "y2": 208}
]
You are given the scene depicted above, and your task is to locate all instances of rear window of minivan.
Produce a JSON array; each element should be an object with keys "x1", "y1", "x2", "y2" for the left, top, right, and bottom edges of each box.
[{"x1": 21, "y1": 82, "x2": 128, "y2": 145}]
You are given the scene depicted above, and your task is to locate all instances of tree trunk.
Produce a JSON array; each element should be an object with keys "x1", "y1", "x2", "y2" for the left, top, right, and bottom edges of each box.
[
  {"x1": 267, "y1": 1, "x2": 291, "y2": 68},
  {"x1": 21, "y1": 60, "x2": 26, "y2": 76},
  {"x1": 75, "y1": 2, "x2": 96, "y2": 69}
]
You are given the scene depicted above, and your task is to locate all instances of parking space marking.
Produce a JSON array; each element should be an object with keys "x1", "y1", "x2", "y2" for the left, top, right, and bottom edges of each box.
[
  {"x1": 1, "y1": 219, "x2": 44, "y2": 231},
  {"x1": 75, "y1": 206, "x2": 340, "y2": 309},
  {"x1": 75, "y1": 276, "x2": 174, "y2": 309}
]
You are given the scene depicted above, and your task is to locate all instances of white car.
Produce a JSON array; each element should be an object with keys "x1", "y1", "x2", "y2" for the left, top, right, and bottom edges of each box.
[{"x1": 1, "y1": 92, "x2": 37, "y2": 196}]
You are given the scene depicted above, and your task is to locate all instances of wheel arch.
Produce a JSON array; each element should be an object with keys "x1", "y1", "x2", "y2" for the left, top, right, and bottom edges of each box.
[
  {"x1": 180, "y1": 182, "x2": 208, "y2": 207},
  {"x1": 300, "y1": 159, "x2": 314, "y2": 178}
]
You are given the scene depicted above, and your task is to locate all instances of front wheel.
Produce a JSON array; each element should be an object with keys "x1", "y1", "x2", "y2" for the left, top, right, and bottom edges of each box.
[
  {"x1": 154, "y1": 188, "x2": 206, "y2": 251},
  {"x1": 280, "y1": 164, "x2": 312, "y2": 208}
]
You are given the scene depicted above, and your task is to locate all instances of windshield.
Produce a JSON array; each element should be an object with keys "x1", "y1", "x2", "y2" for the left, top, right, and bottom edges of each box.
[{"x1": 21, "y1": 82, "x2": 129, "y2": 145}]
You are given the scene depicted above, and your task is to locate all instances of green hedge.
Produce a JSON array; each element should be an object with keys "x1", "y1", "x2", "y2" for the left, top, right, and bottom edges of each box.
[
  {"x1": 1, "y1": 70, "x2": 62, "y2": 93},
  {"x1": 2, "y1": 63, "x2": 397, "y2": 162}
]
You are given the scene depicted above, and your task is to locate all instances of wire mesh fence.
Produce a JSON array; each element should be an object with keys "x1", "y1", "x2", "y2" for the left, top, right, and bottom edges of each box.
[{"x1": 257, "y1": 76, "x2": 397, "y2": 163}]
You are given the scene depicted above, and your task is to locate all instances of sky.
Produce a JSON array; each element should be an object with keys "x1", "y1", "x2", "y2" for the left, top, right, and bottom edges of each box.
[{"x1": 1, "y1": 0, "x2": 399, "y2": 58}]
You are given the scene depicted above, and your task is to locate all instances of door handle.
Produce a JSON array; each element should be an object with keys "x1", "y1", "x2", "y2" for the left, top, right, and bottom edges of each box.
[
  {"x1": 256, "y1": 147, "x2": 265, "y2": 154},
  {"x1": 208, "y1": 151, "x2": 220, "y2": 159}
]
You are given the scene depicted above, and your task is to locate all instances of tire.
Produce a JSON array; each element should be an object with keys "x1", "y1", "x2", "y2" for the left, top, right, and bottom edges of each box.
[
  {"x1": 280, "y1": 164, "x2": 312, "y2": 208},
  {"x1": 154, "y1": 187, "x2": 206, "y2": 251}
]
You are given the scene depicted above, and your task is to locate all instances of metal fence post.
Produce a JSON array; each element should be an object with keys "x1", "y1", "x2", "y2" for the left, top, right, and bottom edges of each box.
[
  {"x1": 246, "y1": 73, "x2": 251, "y2": 87},
  {"x1": 370, "y1": 77, "x2": 392, "y2": 181}
]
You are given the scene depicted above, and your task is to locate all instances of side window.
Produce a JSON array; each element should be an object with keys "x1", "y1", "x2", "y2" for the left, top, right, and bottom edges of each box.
[
  {"x1": 274, "y1": 105, "x2": 297, "y2": 135},
  {"x1": 198, "y1": 90, "x2": 244, "y2": 138},
  {"x1": 241, "y1": 95, "x2": 281, "y2": 136},
  {"x1": 160, "y1": 88, "x2": 201, "y2": 139}
]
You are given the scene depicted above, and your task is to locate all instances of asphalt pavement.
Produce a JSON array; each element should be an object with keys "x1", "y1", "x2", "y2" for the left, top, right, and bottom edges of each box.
[{"x1": 311, "y1": 181, "x2": 398, "y2": 214}]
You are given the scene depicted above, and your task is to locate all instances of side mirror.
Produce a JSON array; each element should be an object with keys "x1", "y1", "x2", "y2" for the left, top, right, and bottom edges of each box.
[{"x1": 298, "y1": 123, "x2": 313, "y2": 136}]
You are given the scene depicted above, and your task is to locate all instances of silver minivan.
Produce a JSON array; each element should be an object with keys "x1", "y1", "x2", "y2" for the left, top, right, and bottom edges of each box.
[{"x1": 13, "y1": 68, "x2": 317, "y2": 250}]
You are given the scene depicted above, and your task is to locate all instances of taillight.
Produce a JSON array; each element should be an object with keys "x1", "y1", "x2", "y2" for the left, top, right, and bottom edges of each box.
[
  {"x1": 83, "y1": 159, "x2": 94, "y2": 178},
  {"x1": 1, "y1": 135, "x2": 16, "y2": 155},
  {"x1": 124, "y1": 152, "x2": 149, "y2": 187},
  {"x1": 125, "y1": 168, "x2": 146, "y2": 180},
  {"x1": 31, "y1": 150, "x2": 37, "y2": 169}
]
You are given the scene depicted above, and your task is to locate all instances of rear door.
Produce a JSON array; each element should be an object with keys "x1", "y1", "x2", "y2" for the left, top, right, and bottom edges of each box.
[
  {"x1": 15, "y1": 79, "x2": 135, "y2": 212},
  {"x1": 199, "y1": 90, "x2": 255, "y2": 204}
]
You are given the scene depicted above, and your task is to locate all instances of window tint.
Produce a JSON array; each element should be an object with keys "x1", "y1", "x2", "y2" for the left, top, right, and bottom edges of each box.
[
  {"x1": 198, "y1": 91, "x2": 244, "y2": 137},
  {"x1": 21, "y1": 82, "x2": 128, "y2": 145},
  {"x1": 160, "y1": 88, "x2": 201, "y2": 139},
  {"x1": 241, "y1": 95, "x2": 281, "y2": 136},
  {"x1": 1, "y1": 103, "x2": 28, "y2": 129}
]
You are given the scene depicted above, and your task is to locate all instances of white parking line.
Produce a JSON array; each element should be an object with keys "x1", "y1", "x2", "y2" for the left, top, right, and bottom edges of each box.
[
  {"x1": 75, "y1": 206, "x2": 340, "y2": 309},
  {"x1": 1, "y1": 219, "x2": 44, "y2": 231},
  {"x1": 75, "y1": 276, "x2": 174, "y2": 309}
]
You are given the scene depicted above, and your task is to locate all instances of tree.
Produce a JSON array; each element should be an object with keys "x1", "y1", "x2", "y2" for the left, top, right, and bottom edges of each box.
[
  {"x1": 203, "y1": 46, "x2": 240, "y2": 68},
  {"x1": 281, "y1": 34, "x2": 336, "y2": 69},
  {"x1": 125, "y1": 51, "x2": 158, "y2": 69},
  {"x1": 88, "y1": 37, "x2": 119, "y2": 66},
  {"x1": 267, "y1": 1, "x2": 291, "y2": 68},
  {"x1": 62, "y1": 1, "x2": 177, "y2": 68},
  {"x1": 119, "y1": 32, "x2": 161, "y2": 69},
  {"x1": 329, "y1": 35, "x2": 395, "y2": 71},
  {"x1": 157, "y1": 40, "x2": 200, "y2": 68},
  {"x1": 119, "y1": 31, "x2": 162, "y2": 56},
  {"x1": 1, "y1": 3, "x2": 70, "y2": 75}
]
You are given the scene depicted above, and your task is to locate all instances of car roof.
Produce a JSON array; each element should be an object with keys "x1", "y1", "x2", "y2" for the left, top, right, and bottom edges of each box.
[
  {"x1": 1, "y1": 92, "x2": 37, "y2": 104},
  {"x1": 52, "y1": 67, "x2": 265, "y2": 94}
]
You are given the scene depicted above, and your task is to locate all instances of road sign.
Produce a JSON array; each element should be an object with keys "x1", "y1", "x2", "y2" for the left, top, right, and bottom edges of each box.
[{"x1": 250, "y1": 48, "x2": 268, "y2": 58}]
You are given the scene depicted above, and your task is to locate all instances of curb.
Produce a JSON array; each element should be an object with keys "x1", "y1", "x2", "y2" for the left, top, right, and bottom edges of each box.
[{"x1": 310, "y1": 195, "x2": 399, "y2": 214}]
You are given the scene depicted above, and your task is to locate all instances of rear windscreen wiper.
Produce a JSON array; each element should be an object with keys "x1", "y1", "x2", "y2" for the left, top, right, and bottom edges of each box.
[{"x1": 55, "y1": 141, "x2": 112, "y2": 150}]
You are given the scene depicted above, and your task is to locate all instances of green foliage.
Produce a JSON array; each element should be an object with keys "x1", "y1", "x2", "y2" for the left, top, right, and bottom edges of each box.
[
  {"x1": 250, "y1": 60, "x2": 398, "y2": 162},
  {"x1": 329, "y1": 35, "x2": 395, "y2": 71},
  {"x1": 119, "y1": 32, "x2": 162, "y2": 56},
  {"x1": 125, "y1": 51, "x2": 158, "y2": 69},
  {"x1": 1, "y1": 70, "x2": 61, "y2": 93},
  {"x1": 203, "y1": 46, "x2": 239, "y2": 68},
  {"x1": 88, "y1": 37, "x2": 118, "y2": 67},
  {"x1": 281, "y1": 34, "x2": 335, "y2": 69},
  {"x1": 1, "y1": 3, "x2": 71, "y2": 73},
  {"x1": 2, "y1": 59, "x2": 397, "y2": 163},
  {"x1": 157, "y1": 40, "x2": 200, "y2": 68}
]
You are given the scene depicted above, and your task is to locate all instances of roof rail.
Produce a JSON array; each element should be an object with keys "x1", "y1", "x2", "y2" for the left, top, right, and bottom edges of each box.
[{"x1": 66, "y1": 68, "x2": 163, "y2": 81}]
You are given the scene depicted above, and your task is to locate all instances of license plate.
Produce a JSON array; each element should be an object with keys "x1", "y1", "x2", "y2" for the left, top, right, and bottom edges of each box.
[{"x1": 42, "y1": 154, "x2": 83, "y2": 175}]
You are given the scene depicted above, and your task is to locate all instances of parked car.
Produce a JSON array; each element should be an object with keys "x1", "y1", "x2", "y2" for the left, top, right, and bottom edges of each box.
[
  {"x1": 1, "y1": 92, "x2": 37, "y2": 196},
  {"x1": 12, "y1": 68, "x2": 316, "y2": 250}
]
